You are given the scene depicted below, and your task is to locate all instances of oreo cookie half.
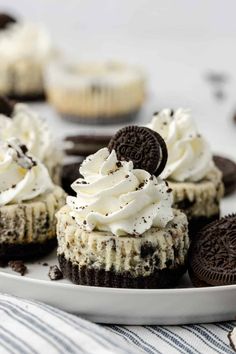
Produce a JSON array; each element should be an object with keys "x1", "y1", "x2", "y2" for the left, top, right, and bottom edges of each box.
[
  {"x1": 108, "y1": 126, "x2": 168, "y2": 176},
  {"x1": 64, "y1": 134, "x2": 112, "y2": 156},
  {"x1": 188, "y1": 214, "x2": 236, "y2": 287},
  {"x1": 61, "y1": 162, "x2": 83, "y2": 195},
  {"x1": 0, "y1": 13, "x2": 16, "y2": 30},
  {"x1": 0, "y1": 96, "x2": 14, "y2": 117},
  {"x1": 213, "y1": 155, "x2": 236, "y2": 196}
]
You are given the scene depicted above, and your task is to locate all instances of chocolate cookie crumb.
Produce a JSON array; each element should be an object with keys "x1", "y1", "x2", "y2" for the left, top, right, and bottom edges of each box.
[
  {"x1": 42, "y1": 262, "x2": 48, "y2": 266},
  {"x1": 48, "y1": 265, "x2": 63, "y2": 280},
  {"x1": 8, "y1": 260, "x2": 27, "y2": 276}
]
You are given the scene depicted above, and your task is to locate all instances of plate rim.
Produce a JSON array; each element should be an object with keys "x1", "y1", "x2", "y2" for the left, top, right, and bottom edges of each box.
[{"x1": 1, "y1": 269, "x2": 236, "y2": 295}]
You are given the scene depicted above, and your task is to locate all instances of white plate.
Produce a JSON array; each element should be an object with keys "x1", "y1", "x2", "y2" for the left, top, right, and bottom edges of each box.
[{"x1": 0, "y1": 195, "x2": 235, "y2": 325}]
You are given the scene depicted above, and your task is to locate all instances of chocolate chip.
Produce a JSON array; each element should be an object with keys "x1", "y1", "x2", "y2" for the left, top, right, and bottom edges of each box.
[
  {"x1": 42, "y1": 262, "x2": 48, "y2": 266},
  {"x1": 19, "y1": 144, "x2": 28, "y2": 154},
  {"x1": 0, "y1": 13, "x2": 16, "y2": 30},
  {"x1": 8, "y1": 260, "x2": 27, "y2": 276},
  {"x1": 48, "y1": 265, "x2": 63, "y2": 280}
]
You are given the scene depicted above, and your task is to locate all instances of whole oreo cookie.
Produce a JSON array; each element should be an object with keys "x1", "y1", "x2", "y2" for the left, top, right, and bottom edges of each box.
[
  {"x1": 188, "y1": 214, "x2": 236, "y2": 287},
  {"x1": 108, "y1": 126, "x2": 168, "y2": 176},
  {"x1": 213, "y1": 155, "x2": 236, "y2": 196},
  {"x1": 0, "y1": 96, "x2": 14, "y2": 117},
  {"x1": 0, "y1": 13, "x2": 16, "y2": 30}
]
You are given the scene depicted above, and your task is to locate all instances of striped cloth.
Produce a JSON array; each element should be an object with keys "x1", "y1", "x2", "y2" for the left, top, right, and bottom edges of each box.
[{"x1": 0, "y1": 293, "x2": 234, "y2": 354}]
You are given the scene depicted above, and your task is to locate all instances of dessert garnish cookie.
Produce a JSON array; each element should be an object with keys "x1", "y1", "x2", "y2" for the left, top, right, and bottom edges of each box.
[
  {"x1": 108, "y1": 126, "x2": 168, "y2": 176},
  {"x1": 213, "y1": 155, "x2": 236, "y2": 196},
  {"x1": 188, "y1": 214, "x2": 236, "y2": 286}
]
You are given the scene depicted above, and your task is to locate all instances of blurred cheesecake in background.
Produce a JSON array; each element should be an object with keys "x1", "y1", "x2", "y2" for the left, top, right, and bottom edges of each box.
[
  {"x1": 0, "y1": 12, "x2": 55, "y2": 100},
  {"x1": 0, "y1": 96, "x2": 62, "y2": 184},
  {"x1": 45, "y1": 59, "x2": 146, "y2": 124},
  {"x1": 148, "y1": 108, "x2": 224, "y2": 237}
]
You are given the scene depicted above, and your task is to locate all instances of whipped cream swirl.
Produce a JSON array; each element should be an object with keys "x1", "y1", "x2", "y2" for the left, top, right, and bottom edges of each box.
[
  {"x1": 67, "y1": 148, "x2": 173, "y2": 236},
  {"x1": 0, "y1": 103, "x2": 60, "y2": 167},
  {"x1": 148, "y1": 108, "x2": 213, "y2": 182},
  {"x1": 0, "y1": 138, "x2": 53, "y2": 206},
  {"x1": 0, "y1": 22, "x2": 52, "y2": 61}
]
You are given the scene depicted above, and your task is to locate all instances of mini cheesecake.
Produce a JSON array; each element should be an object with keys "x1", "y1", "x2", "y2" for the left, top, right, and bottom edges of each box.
[
  {"x1": 57, "y1": 135, "x2": 189, "y2": 288},
  {"x1": 0, "y1": 138, "x2": 66, "y2": 261},
  {"x1": 0, "y1": 14, "x2": 54, "y2": 100},
  {"x1": 0, "y1": 186, "x2": 65, "y2": 260},
  {"x1": 169, "y1": 167, "x2": 223, "y2": 236},
  {"x1": 148, "y1": 108, "x2": 224, "y2": 237},
  {"x1": 45, "y1": 60, "x2": 146, "y2": 124},
  {"x1": 57, "y1": 206, "x2": 188, "y2": 288},
  {"x1": 0, "y1": 99, "x2": 62, "y2": 184}
]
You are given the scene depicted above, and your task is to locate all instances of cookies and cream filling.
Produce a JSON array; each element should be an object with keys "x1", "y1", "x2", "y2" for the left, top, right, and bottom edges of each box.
[
  {"x1": 57, "y1": 206, "x2": 188, "y2": 276},
  {"x1": 0, "y1": 138, "x2": 53, "y2": 206},
  {"x1": 67, "y1": 147, "x2": 174, "y2": 236},
  {"x1": 148, "y1": 108, "x2": 214, "y2": 182},
  {"x1": 0, "y1": 186, "x2": 65, "y2": 244},
  {"x1": 0, "y1": 103, "x2": 62, "y2": 180},
  {"x1": 169, "y1": 167, "x2": 223, "y2": 218}
]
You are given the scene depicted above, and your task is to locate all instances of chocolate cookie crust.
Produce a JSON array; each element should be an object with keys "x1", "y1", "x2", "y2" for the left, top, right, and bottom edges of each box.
[
  {"x1": 58, "y1": 253, "x2": 187, "y2": 289},
  {"x1": 0, "y1": 238, "x2": 56, "y2": 261}
]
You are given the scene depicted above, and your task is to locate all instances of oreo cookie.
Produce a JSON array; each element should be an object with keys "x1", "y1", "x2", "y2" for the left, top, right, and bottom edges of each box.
[
  {"x1": 0, "y1": 96, "x2": 14, "y2": 117},
  {"x1": 61, "y1": 162, "x2": 83, "y2": 195},
  {"x1": 188, "y1": 214, "x2": 236, "y2": 287},
  {"x1": 213, "y1": 155, "x2": 236, "y2": 196},
  {"x1": 0, "y1": 13, "x2": 16, "y2": 30},
  {"x1": 64, "y1": 134, "x2": 111, "y2": 156},
  {"x1": 108, "y1": 126, "x2": 168, "y2": 176}
]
